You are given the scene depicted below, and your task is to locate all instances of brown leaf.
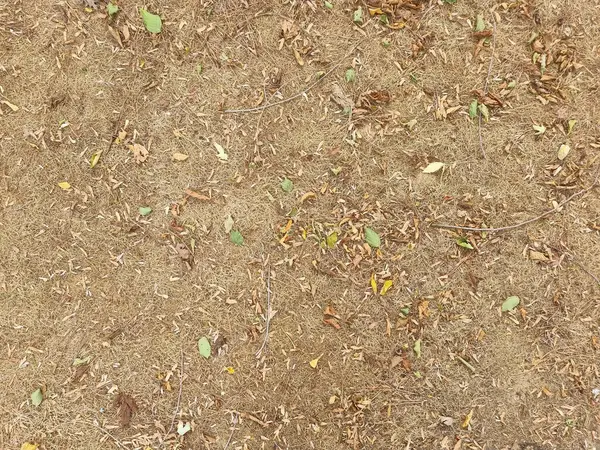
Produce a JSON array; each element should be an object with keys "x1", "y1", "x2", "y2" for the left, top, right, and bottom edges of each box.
[
  {"x1": 175, "y1": 243, "x2": 191, "y2": 261},
  {"x1": 323, "y1": 318, "x2": 341, "y2": 329},
  {"x1": 418, "y1": 300, "x2": 430, "y2": 319},
  {"x1": 185, "y1": 189, "x2": 210, "y2": 201},
  {"x1": 473, "y1": 29, "x2": 493, "y2": 39},
  {"x1": 324, "y1": 305, "x2": 340, "y2": 319},
  {"x1": 280, "y1": 19, "x2": 299, "y2": 40},
  {"x1": 115, "y1": 393, "x2": 138, "y2": 427}
]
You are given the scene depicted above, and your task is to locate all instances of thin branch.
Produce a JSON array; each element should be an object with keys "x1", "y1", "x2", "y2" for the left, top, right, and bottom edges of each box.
[
  {"x1": 432, "y1": 170, "x2": 600, "y2": 233},
  {"x1": 164, "y1": 349, "x2": 184, "y2": 440},
  {"x1": 223, "y1": 413, "x2": 239, "y2": 450},
  {"x1": 478, "y1": 14, "x2": 497, "y2": 159},
  {"x1": 223, "y1": 42, "x2": 361, "y2": 114},
  {"x1": 256, "y1": 267, "x2": 271, "y2": 357}
]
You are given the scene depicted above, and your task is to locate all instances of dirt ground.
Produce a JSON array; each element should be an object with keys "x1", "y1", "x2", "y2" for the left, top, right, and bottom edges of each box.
[{"x1": 2, "y1": 0, "x2": 600, "y2": 448}]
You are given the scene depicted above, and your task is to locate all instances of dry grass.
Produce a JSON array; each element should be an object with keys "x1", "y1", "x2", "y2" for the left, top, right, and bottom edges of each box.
[{"x1": 2, "y1": 0, "x2": 600, "y2": 449}]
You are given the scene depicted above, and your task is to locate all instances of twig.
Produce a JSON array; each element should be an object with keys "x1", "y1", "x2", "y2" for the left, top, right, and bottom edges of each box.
[
  {"x1": 91, "y1": 421, "x2": 126, "y2": 449},
  {"x1": 457, "y1": 356, "x2": 477, "y2": 373},
  {"x1": 256, "y1": 267, "x2": 271, "y2": 357},
  {"x1": 223, "y1": 413, "x2": 239, "y2": 450},
  {"x1": 431, "y1": 169, "x2": 600, "y2": 233},
  {"x1": 223, "y1": 42, "x2": 361, "y2": 114},
  {"x1": 477, "y1": 14, "x2": 497, "y2": 159},
  {"x1": 164, "y1": 349, "x2": 185, "y2": 440}
]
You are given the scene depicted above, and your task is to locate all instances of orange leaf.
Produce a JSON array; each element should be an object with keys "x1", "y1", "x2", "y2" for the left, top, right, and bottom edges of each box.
[
  {"x1": 323, "y1": 318, "x2": 341, "y2": 330},
  {"x1": 185, "y1": 189, "x2": 210, "y2": 201}
]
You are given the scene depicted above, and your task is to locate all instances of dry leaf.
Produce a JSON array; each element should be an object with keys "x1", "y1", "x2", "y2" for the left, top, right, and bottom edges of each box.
[
  {"x1": 224, "y1": 215, "x2": 234, "y2": 233},
  {"x1": 370, "y1": 273, "x2": 377, "y2": 294},
  {"x1": 172, "y1": 152, "x2": 189, "y2": 161},
  {"x1": 58, "y1": 181, "x2": 71, "y2": 190},
  {"x1": 557, "y1": 144, "x2": 570, "y2": 161},
  {"x1": 323, "y1": 318, "x2": 341, "y2": 329},
  {"x1": 529, "y1": 250, "x2": 548, "y2": 261},
  {"x1": 423, "y1": 162, "x2": 445, "y2": 173},
  {"x1": 175, "y1": 243, "x2": 191, "y2": 261},
  {"x1": 115, "y1": 392, "x2": 138, "y2": 427},
  {"x1": 185, "y1": 189, "x2": 210, "y2": 201},
  {"x1": 300, "y1": 192, "x2": 316, "y2": 203},
  {"x1": 128, "y1": 143, "x2": 148, "y2": 164},
  {"x1": 462, "y1": 409, "x2": 473, "y2": 429},
  {"x1": 380, "y1": 280, "x2": 393, "y2": 296}
]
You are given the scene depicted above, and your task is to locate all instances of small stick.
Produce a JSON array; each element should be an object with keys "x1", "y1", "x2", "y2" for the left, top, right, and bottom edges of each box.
[
  {"x1": 478, "y1": 14, "x2": 497, "y2": 159},
  {"x1": 164, "y1": 349, "x2": 185, "y2": 440},
  {"x1": 457, "y1": 356, "x2": 476, "y2": 373},
  {"x1": 431, "y1": 169, "x2": 599, "y2": 233},
  {"x1": 91, "y1": 422, "x2": 126, "y2": 449},
  {"x1": 256, "y1": 267, "x2": 271, "y2": 357},
  {"x1": 223, "y1": 42, "x2": 361, "y2": 114},
  {"x1": 223, "y1": 413, "x2": 239, "y2": 450}
]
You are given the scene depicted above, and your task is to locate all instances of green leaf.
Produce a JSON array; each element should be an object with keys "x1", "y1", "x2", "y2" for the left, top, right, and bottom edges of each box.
[
  {"x1": 456, "y1": 237, "x2": 473, "y2": 249},
  {"x1": 501, "y1": 296, "x2": 520, "y2": 312},
  {"x1": 230, "y1": 230, "x2": 244, "y2": 246},
  {"x1": 353, "y1": 6, "x2": 363, "y2": 23},
  {"x1": 73, "y1": 356, "x2": 91, "y2": 366},
  {"x1": 468, "y1": 99, "x2": 478, "y2": 119},
  {"x1": 478, "y1": 103, "x2": 489, "y2": 122},
  {"x1": 31, "y1": 388, "x2": 43, "y2": 407},
  {"x1": 365, "y1": 227, "x2": 380, "y2": 248},
  {"x1": 198, "y1": 336, "x2": 211, "y2": 358},
  {"x1": 567, "y1": 119, "x2": 576, "y2": 135},
  {"x1": 345, "y1": 68, "x2": 356, "y2": 83},
  {"x1": 280, "y1": 178, "x2": 294, "y2": 192},
  {"x1": 196, "y1": 63, "x2": 203, "y2": 75},
  {"x1": 324, "y1": 0, "x2": 333, "y2": 9},
  {"x1": 475, "y1": 14, "x2": 485, "y2": 32},
  {"x1": 444, "y1": 0, "x2": 457, "y2": 3},
  {"x1": 400, "y1": 307, "x2": 410, "y2": 316},
  {"x1": 140, "y1": 8, "x2": 162, "y2": 34},
  {"x1": 326, "y1": 232, "x2": 338, "y2": 249},
  {"x1": 139, "y1": 206, "x2": 152, "y2": 216},
  {"x1": 414, "y1": 339, "x2": 421, "y2": 358},
  {"x1": 107, "y1": 2, "x2": 119, "y2": 15}
]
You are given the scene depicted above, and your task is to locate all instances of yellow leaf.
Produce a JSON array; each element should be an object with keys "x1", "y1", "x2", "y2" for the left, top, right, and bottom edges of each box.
[
  {"x1": 58, "y1": 181, "x2": 71, "y2": 190},
  {"x1": 462, "y1": 409, "x2": 474, "y2": 429},
  {"x1": 370, "y1": 273, "x2": 377, "y2": 294},
  {"x1": 380, "y1": 280, "x2": 393, "y2": 296},
  {"x1": 557, "y1": 143, "x2": 570, "y2": 161},
  {"x1": 90, "y1": 152, "x2": 102, "y2": 168},
  {"x1": 21, "y1": 443, "x2": 39, "y2": 450},
  {"x1": 309, "y1": 354, "x2": 323, "y2": 369},
  {"x1": 225, "y1": 366, "x2": 235, "y2": 374}
]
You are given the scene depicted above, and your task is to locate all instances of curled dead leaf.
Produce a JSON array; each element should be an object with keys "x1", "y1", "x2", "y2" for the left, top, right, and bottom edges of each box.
[{"x1": 128, "y1": 143, "x2": 148, "y2": 164}]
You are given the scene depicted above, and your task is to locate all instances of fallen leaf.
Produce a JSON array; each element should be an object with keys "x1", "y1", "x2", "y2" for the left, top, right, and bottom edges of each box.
[
  {"x1": 423, "y1": 162, "x2": 445, "y2": 173},
  {"x1": 107, "y1": 2, "x2": 119, "y2": 15},
  {"x1": 353, "y1": 6, "x2": 363, "y2": 23},
  {"x1": 532, "y1": 124, "x2": 546, "y2": 135},
  {"x1": 230, "y1": 230, "x2": 244, "y2": 246},
  {"x1": 58, "y1": 181, "x2": 71, "y2": 190},
  {"x1": 300, "y1": 192, "x2": 316, "y2": 203},
  {"x1": 324, "y1": 1, "x2": 333, "y2": 9},
  {"x1": 345, "y1": 68, "x2": 356, "y2": 83},
  {"x1": 293, "y1": 48, "x2": 304, "y2": 66},
  {"x1": 462, "y1": 409, "x2": 474, "y2": 429},
  {"x1": 475, "y1": 14, "x2": 485, "y2": 32},
  {"x1": 30, "y1": 388, "x2": 43, "y2": 407},
  {"x1": 529, "y1": 250, "x2": 548, "y2": 261},
  {"x1": 172, "y1": 152, "x2": 189, "y2": 161},
  {"x1": 140, "y1": 8, "x2": 162, "y2": 33},
  {"x1": 21, "y1": 443, "x2": 38, "y2": 450},
  {"x1": 177, "y1": 422, "x2": 191, "y2": 436},
  {"x1": 139, "y1": 206, "x2": 152, "y2": 216},
  {"x1": 323, "y1": 318, "x2": 341, "y2": 329},
  {"x1": 309, "y1": 354, "x2": 323, "y2": 369},
  {"x1": 175, "y1": 243, "x2": 191, "y2": 261},
  {"x1": 456, "y1": 237, "x2": 473, "y2": 249},
  {"x1": 73, "y1": 356, "x2": 91, "y2": 366},
  {"x1": 439, "y1": 416, "x2": 455, "y2": 426},
  {"x1": 557, "y1": 143, "x2": 570, "y2": 161},
  {"x1": 365, "y1": 227, "x2": 381, "y2": 248},
  {"x1": 214, "y1": 142, "x2": 228, "y2": 160},
  {"x1": 380, "y1": 280, "x2": 393, "y2": 296},
  {"x1": 567, "y1": 119, "x2": 576, "y2": 135},
  {"x1": 224, "y1": 215, "x2": 234, "y2": 233},
  {"x1": 370, "y1": 273, "x2": 377, "y2": 294},
  {"x1": 225, "y1": 366, "x2": 235, "y2": 374},
  {"x1": 418, "y1": 300, "x2": 430, "y2": 319},
  {"x1": 281, "y1": 178, "x2": 294, "y2": 192},
  {"x1": 413, "y1": 339, "x2": 421, "y2": 358},
  {"x1": 478, "y1": 103, "x2": 489, "y2": 122},
  {"x1": 326, "y1": 232, "x2": 338, "y2": 248},
  {"x1": 128, "y1": 143, "x2": 148, "y2": 164},
  {"x1": 468, "y1": 99, "x2": 478, "y2": 119},
  {"x1": 115, "y1": 392, "x2": 138, "y2": 427},
  {"x1": 198, "y1": 336, "x2": 211, "y2": 359},
  {"x1": 90, "y1": 152, "x2": 102, "y2": 168},
  {"x1": 501, "y1": 296, "x2": 520, "y2": 312},
  {"x1": 185, "y1": 189, "x2": 210, "y2": 201}
]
